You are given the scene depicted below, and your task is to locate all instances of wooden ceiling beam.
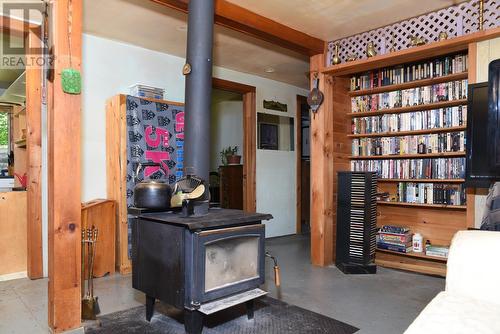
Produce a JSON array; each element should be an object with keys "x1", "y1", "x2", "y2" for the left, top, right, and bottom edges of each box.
[{"x1": 150, "y1": 0, "x2": 325, "y2": 56}]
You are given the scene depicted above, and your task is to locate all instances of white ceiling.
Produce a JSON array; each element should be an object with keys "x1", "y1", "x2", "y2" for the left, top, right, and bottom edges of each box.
[
  {"x1": 83, "y1": 0, "x2": 310, "y2": 88},
  {"x1": 226, "y1": 0, "x2": 464, "y2": 41}
]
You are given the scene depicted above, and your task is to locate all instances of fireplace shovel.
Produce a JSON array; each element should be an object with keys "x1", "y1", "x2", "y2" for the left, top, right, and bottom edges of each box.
[{"x1": 82, "y1": 227, "x2": 100, "y2": 320}]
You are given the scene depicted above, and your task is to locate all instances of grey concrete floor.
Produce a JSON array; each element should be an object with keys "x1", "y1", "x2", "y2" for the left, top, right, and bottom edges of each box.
[{"x1": 0, "y1": 234, "x2": 444, "y2": 334}]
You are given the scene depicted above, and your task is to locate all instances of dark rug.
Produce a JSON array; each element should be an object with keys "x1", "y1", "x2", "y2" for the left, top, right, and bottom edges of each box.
[{"x1": 85, "y1": 297, "x2": 359, "y2": 334}]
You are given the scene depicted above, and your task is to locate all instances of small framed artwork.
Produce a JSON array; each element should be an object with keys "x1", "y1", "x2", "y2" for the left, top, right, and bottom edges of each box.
[{"x1": 259, "y1": 122, "x2": 279, "y2": 150}]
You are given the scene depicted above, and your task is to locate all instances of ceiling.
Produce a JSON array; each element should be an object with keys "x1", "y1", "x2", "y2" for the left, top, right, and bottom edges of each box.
[
  {"x1": 226, "y1": 0, "x2": 464, "y2": 41},
  {"x1": 84, "y1": 0, "x2": 465, "y2": 89},
  {"x1": 83, "y1": 0, "x2": 310, "y2": 88}
]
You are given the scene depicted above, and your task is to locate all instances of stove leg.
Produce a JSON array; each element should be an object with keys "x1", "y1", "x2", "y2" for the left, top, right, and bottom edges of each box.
[
  {"x1": 246, "y1": 299, "x2": 254, "y2": 320},
  {"x1": 184, "y1": 309, "x2": 203, "y2": 334},
  {"x1": 146, "y1": 295, "x2": 155, "y2": 321}
]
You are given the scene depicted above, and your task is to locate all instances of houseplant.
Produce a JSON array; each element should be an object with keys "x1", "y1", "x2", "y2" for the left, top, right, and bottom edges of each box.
[{"x1": 220, "y1": 146, "x2": 241, "y2": 165}]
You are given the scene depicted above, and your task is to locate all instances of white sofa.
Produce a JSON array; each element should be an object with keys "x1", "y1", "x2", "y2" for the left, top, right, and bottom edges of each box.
[{"x1": 404, "y1": 231, "x2": 500, "y2": 334}]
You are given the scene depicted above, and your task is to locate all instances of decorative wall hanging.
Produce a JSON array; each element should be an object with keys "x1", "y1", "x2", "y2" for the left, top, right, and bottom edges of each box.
[
  {"x1": 263, "y1": 100, "x2": 288, "y2": 112},
  {"x1": 326, "y1": 0, "x2": 500, "y2": 66},
  {"x1": 307, "y1": 73, "x2": 324, "y2": 118}
]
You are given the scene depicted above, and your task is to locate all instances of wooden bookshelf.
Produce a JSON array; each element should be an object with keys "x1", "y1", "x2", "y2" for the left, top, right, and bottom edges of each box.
[
  {"x1": 348, "y1": 72, "x2": 468, "y2": 97},
  {"x1": 348, "y1": 99, "x2": 467, "y2": 118},
  {"x1": 377, "y1": 201, "x2": 466, "y2": 210},
  {"x1": 348, "y1": 126, "x2": 467, "y2": 138},
  {"x1": 377, "y1": 178, "x2": 464, "y2": 183},
  {"x1": 349, "y1": 151, "x2": 465, "y2": 160},
  {"x1": 376, "y1": 248, "x2": 447, "y2": 263}
]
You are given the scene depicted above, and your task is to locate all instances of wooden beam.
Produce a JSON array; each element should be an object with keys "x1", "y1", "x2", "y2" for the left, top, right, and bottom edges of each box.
[
  {"x1": 150, "y1": 0, "x2": 324, "y2": 56},
  {"x1": 48, "y1": 0, "x2": 82, "y2": 332},
  {"x1": 25, "y1": 27, "x2": 43, "y2": 279}
]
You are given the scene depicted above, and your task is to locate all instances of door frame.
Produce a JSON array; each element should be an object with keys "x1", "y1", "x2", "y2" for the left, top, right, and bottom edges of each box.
[
  {"x1": 296, "y1": 95, "x2": 308, "y2": 234},
  {"x1": 1, "y1": 15, "x2": 43, "y2": 279},
  {"x1": 212, "y1": 78, "x2": 257, "y2": 212}
]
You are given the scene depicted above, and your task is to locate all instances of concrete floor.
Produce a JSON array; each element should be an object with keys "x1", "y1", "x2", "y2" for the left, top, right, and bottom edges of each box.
[{"x1": 0, "y1": 234, "x2": 444, "y2": 334}]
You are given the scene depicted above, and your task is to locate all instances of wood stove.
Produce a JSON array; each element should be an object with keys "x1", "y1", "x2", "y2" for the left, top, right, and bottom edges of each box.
[{"x1": 130, "y1": 208, "x2": 272, "y2": 333}]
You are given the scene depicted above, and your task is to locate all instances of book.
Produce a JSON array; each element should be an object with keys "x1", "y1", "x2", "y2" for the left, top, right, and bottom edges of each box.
[{"x1": 377, "y1": 242, "x2": 413, "y2": 253}]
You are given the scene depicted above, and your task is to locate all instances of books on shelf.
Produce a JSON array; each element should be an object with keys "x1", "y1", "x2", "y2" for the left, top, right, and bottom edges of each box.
[
  {"x1": 377, "y1": 226, "x2": 413, "y2": 253},
  {"x1": 379, "y1": 225, "x2": 410, "y2": 234},
  {"x1": 351, "y1": 157, "x2": 465, "y2": 179},
  {"x1": 352, "y1": 131, "x2": 465, "y2": 157},
  {"x1": 351, "y1": 106, "x2": 467, "y2": 135},
  {"x1": 396, "y1": 182, "x2": 466, "y2": 205},
  {"x1": 350, "y1": 54, "x2": 468, "y2": 91},
  {"x1": 425, "y1": 244, "x2": 449, "y2": 258},
  {"x1": 351, "y1": 80, "x2": 468, "y2": 113}
]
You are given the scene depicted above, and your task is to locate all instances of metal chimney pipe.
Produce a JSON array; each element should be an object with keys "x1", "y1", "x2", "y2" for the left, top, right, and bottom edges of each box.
[{"x1": 183, "y1": 0, "x2": 215, "y2": 183}]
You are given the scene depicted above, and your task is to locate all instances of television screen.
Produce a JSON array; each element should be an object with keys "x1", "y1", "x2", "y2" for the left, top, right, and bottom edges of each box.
[{"x1": 466, "y1": 82, "x2": 500, "y2": 187}]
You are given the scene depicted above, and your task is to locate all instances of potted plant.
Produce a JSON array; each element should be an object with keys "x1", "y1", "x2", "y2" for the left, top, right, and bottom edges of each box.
[{"x1": 220, "y1": 146, "x2": 241, "y2": 165}]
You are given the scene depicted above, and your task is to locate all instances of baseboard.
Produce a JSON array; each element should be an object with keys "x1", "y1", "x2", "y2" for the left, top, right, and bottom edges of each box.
[{"x1": 0, "y1": 271, "x2": 28, "y2": 282}]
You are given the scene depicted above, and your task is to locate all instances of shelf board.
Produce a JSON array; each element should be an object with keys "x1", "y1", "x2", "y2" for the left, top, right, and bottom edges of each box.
[
  {"x1": 350, "y1": 151, "x2": 465, "y2": 160},
  {"x1": 322, "y1": 27, "x2": 500, "y2": 77},
  {"x1": 375, "y1": 258, "x2": 446, "y2": 276},
  {"x1": 377, "y1": 201, "x2": 466, "y2": 210},
  {"x1": 377, "y1": 178, "x2": 464, "y2": 183},
  {"x1": 348, "y1": 99, "x2": 467, "y2": 118},
  {"x1": 348, "y1": 72, "x2": 468, "y2": 97},
  {"x1": 376, "y1": 248, "x2": 447, "y2": 262},
  {"x1": 348, "y1": 125, "x2": 467, "y2": 138}
]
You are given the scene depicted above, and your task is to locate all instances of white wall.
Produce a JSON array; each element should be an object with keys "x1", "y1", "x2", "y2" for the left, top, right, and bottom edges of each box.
[
  {"x1": 210, "y1": 100, "x2": 243, "y2": 171},
  {"x1": 474, "y1": 37, "x2": 500, "y2": 227},
  {"x1": 82, "y1": 34, "x2": 308, "y2": 237}
]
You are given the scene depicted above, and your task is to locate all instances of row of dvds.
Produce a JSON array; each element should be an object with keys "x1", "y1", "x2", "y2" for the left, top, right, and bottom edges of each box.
[
  {"x1": 351, "y1": 106, "x2": 467, "y2": 134},
  {"x1": 351, "y1": 132, "x2": 465, "y2": 156},
  {"x1": 395, "y1": 182, "x2": 466, "y2": 206},
  {"x1": 350, "y1": 157, "x2": 465, "y2": 179},
  {"x1": 349, "y1": 54, "x2": 468, "y2": 91},
  {"x1": 351, "y1": 80, "x2": 468, "y2": 113}
]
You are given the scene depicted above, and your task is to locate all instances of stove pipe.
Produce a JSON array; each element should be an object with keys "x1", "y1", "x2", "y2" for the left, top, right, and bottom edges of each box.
[{"x1": 183, "y1": 0, "x2": 215, "y2": 184}]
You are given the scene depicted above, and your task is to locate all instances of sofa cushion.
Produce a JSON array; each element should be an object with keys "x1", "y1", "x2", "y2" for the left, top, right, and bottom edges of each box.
[{"x1": 404, "y1": 291, "x2": 500, "y2": 334}]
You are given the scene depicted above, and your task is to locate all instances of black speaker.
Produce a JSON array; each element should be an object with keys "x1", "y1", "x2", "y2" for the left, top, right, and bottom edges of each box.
[{"x1": 336, "y1": 171, "x2": 377, "y2": 274}]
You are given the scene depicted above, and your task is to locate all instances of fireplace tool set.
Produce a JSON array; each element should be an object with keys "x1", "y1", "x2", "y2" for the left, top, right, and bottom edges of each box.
[{"x1": 81, "y1": 226, "x2": 100, "y2": 320}]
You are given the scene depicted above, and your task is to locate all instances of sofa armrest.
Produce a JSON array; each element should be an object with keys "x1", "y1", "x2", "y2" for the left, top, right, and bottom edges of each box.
[{"x1": 446, "y1": 230, "x2": 500, "y2": 305}]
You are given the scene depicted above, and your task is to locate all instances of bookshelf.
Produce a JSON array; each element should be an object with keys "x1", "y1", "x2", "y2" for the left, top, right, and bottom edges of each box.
[{"x1": 343, "y1": 51, "x2": 470, "y2": 276}]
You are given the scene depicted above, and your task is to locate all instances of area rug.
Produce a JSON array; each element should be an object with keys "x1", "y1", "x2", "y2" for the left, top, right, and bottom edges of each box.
[{"x1": 85, "y1": 296, "x2": 359, "y2": 333}]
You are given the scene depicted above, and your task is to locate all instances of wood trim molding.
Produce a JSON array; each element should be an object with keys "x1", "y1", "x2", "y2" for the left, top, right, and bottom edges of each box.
[
  {"x1": 212, "y1": 77, "x2": 257, "y2": 212},
  {"x1": 25, "y1": 27, "x2": 43, "y2": 279},
  {"x1": 48, "y1": 0, "x2": 82, "y2": 332},
  {"x1": 150, "y1": 0, "x2": 324, "y2": 56}
]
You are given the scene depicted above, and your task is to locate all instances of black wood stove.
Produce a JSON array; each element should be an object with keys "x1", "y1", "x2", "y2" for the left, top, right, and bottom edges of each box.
[{"x1": 130, "y1": 208, "x2": 272, "y2": 333}]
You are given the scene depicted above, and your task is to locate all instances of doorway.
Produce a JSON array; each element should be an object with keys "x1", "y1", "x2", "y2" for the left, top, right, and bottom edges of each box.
[
  {"x1": 296, "y1": 95, "x2": 310, "y2": 234},
  {"x1": 212, "y1": 78, "x2": 257, "y2": 212}
]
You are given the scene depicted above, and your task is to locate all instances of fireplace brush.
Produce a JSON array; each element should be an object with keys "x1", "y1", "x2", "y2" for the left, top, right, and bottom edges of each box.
[
  {"x1": 265, "y1": 252, "x2": 281, "y2": 287},
  {"x1": 82, "y1": 226, "x2": 100, "y2": 320}
]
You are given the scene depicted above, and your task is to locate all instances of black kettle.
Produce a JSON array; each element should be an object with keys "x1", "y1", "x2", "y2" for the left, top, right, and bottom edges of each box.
[{"x1": 134, "y1": 162, "x2": 172, "y2": 211}]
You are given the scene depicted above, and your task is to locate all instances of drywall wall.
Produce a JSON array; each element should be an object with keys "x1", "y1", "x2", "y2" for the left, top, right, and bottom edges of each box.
[
  {"x1": 82, "y1": 34, "x2": 308, "y2": 237},
  {"x1": 474, "y1": 36, "x2": 500, "y2": 227},
  {"x1": 210, "y1": 100, "x2": 243, "y2": 171}
]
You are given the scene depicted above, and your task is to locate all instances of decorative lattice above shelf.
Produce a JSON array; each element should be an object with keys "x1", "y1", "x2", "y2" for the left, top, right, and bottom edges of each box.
[{"x1": 327, "y1": 0, "x2": 500, "y2": 66}]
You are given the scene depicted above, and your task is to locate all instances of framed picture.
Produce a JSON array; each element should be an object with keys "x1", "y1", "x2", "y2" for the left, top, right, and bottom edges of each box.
[{"x1": 259, "y1": 122, "x2": 279, "y2": 150}]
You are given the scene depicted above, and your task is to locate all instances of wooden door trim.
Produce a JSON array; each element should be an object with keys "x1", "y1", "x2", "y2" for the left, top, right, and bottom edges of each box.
[{"x1": 212, "y1": 77, "x2": 256, "y2": 212}]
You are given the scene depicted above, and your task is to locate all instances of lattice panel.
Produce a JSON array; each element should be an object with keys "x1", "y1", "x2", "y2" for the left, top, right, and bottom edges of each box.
[{"x1": 327, "y1": 0, "x2": 500, "y2": 66}]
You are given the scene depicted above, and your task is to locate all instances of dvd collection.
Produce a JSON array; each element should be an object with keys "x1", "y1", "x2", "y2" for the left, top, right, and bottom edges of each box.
[
  {"x1": 350, "y1": 53, "x2": 468, "y2": 91},
  {"x1": 351, "y1": 106, "x2": 467, "y2": 135},
  {"x1": 351, "y1": 80, "x2": 468, "y2": 113},
  {"x1": 395, "y1": 182, "x2": 466, "y2": 206},
  {"x1": 351, "y1": 157, "x2": 465, "y2": 179},
  {"x1": 351, "y1": 131, "x2": 465, "y2": 156}
]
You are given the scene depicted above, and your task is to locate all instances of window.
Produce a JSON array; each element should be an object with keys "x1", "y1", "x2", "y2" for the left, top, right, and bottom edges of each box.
[{"x1": 0, "y1": 112, "x2": 10, "y2": 172}]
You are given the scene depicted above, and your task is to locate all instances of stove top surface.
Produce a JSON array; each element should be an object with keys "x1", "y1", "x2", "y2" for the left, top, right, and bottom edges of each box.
[{"x1": 131, "y1": 207, "x2": 273, "y2": 230}]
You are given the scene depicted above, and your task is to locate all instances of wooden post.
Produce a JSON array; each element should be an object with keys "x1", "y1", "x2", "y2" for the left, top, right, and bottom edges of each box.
[
  {"x1": 25, "y1": 27, "x2": 43, "y2": 279},
  {"x1": 309, "y1": 54, "x2": 334, "y2": 266},
  {"x1": 48, "y1": 0, "x2": 82, "y2": 332}
]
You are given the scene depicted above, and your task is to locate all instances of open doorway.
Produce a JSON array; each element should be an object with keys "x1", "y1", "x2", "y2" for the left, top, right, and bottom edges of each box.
[
  {"x1": 296, "y1": 95, "x2": 310, "y2": 234},
  {"x1": 209, "y1": 88, "x2": 244, "y2": 209}
]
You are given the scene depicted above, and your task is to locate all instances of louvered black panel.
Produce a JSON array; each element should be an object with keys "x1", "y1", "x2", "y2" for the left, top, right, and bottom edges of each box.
[{"x1": 336, "y1": 172, "x2": 377, "y2": 274}]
